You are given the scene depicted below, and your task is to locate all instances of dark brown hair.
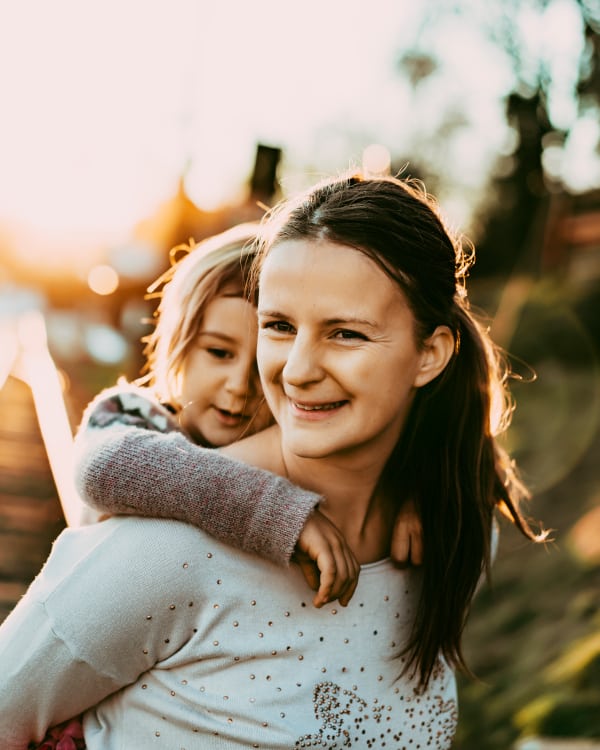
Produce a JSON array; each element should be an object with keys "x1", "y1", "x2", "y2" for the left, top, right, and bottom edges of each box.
[{"x1": 255, "y1": 172, "x2": 545, "y2": 687}]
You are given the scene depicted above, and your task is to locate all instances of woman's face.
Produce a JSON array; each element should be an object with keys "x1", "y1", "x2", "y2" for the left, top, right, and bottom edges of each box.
[
  {"x1": 178, "y1": 295, "x2": 272, "y2": 447},
  {"x1": 257, "y1": 238, "x2": 434, "y2": 464}
]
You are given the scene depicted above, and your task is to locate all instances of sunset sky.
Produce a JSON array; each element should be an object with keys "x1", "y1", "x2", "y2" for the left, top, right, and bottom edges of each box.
[{"x1": 0, "y1": 0, "x2": 596, "y2": 265}]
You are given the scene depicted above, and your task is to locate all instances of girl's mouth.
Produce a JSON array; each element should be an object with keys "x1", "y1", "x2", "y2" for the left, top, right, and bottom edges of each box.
[{"x1": 214, "y1": 407, "x2": 248, "y2": 426}]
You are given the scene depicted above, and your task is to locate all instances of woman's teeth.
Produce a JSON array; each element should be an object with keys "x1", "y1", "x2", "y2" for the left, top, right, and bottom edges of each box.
[{"x1": 295, "y1": 401, "x2": 344, "y2": 411}]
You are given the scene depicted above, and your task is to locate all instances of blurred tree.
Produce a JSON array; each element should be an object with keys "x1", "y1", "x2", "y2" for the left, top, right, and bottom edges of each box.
[
  {"x1": 473, "y1": 90, "x2": 553, "y2": 277},
  {"x1": 474, "y1": 0, "x2": 600, "y2": 277},
  {"x1": 395, "y1": 0, "x2": 600, "y2": 278}
]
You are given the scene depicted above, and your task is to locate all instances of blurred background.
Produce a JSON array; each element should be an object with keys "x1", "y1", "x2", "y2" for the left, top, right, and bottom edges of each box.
[{"x1": 0, "y1": 1, "x2": 599, "y2": 747}]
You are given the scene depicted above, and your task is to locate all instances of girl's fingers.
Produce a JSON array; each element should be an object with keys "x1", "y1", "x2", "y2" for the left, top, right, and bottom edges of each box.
[
  {"x1": 409, "y1": 531, "x2": 424, "y2": 566},
  {"x1": 391, "y1": 523, "x2": 411, "y2": 565},
  {"x1": 295, "y1": 509, "x2": 359, "y2": 607},
  {"x1": 314, "y1": 543, "x2": 359, "y2": 607}
]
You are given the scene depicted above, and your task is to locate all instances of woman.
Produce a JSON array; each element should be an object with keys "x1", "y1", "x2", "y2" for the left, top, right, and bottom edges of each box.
[{"x1": 0, "y1": 172, "x2": 544, "y2": 749}]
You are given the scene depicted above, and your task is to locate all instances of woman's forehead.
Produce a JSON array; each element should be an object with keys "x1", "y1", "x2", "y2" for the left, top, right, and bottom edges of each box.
[
  {"x1": 262, "y1": 238, "x2": 380, "y2": 276},
  {"x1": 258, "y1": 238, "x2": 409, "y2": 319}
]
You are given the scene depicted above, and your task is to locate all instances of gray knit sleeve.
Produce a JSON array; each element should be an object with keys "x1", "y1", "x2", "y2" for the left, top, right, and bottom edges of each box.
[{"x1": 72, "y1": 387, "x2": 321, "y2": 566}]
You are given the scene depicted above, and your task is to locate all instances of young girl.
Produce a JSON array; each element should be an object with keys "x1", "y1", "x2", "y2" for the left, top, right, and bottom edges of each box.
[{"x1": 0, "y1": 173, "x2": 542, "y2": 749}]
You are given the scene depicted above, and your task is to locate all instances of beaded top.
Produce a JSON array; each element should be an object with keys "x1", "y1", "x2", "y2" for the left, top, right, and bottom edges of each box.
[{"x1": 0, "y1": 517, "x2": 457, "y2": 749}]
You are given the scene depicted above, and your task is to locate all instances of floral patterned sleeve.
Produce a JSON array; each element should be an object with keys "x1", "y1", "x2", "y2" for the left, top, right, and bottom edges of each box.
[{"x1": 72, "y1": 384, "x2": 321, "y2": 566}]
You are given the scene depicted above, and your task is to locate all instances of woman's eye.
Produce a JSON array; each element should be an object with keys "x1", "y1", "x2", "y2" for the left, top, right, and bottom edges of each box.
[
  {"x1": 262, "y1": 320, "x2": 295, "y2": 334},
  {"x1": 333, "y1": 329, "x2": 367, "y2": 341},
  {"x1": 207, "y1": 347, "x2": 233, "y2": 360}
]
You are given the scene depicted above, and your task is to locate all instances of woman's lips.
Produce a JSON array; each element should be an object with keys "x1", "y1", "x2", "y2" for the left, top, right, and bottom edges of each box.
[{"x1": 289, "y1": 399, "x2": 348, "y2": 420}]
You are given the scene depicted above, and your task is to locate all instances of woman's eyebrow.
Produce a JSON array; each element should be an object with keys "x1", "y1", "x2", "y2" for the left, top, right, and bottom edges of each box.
[
  {"x1": 257, "y1": 308, "x2": 287, "y2": 318},
  {"x1": 258, "y1": 310, "x2": 378, "y2": 328},
  {"x1": 324, "y1": 316, "x2": 378, "y2": 328}
]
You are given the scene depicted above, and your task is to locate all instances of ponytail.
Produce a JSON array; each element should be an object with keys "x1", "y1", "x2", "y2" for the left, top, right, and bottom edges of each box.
[{"x1": 392, "y1": 303, "x2": 543, "y2": 687}]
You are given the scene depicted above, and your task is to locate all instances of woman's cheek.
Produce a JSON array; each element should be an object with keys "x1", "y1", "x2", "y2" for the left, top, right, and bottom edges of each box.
[{"x1": 257, "y1": 337, "x2": 283, "y2": 381}]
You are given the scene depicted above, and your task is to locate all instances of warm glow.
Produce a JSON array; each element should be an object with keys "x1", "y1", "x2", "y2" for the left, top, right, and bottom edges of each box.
[
  {"x1": 0, "y1": 1, "x2": 423, "y2": 254},
  {"x1": 362, "y1": 144, "x2": 392, "y2": 176},
  {"x1": 13, "y1": 311, "x2": 88, "y2": 525},
  {"x1": 88, "y1": 265, "x2": 119, "y2": 296},
  {"x1": 0, "y1": 0, "x2": 596, "y2": 270},
  {"x1": 0, "y1": 320, "x2": 18, "y2": 391}
]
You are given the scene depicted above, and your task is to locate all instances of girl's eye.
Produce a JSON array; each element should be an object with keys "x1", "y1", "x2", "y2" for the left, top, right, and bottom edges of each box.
[
  {"x1": 207, "y1": 347, "x2": 233, "y2": 360},
  {"x1": 333, "y1": 329, "x2": 367, "y2": 341}
]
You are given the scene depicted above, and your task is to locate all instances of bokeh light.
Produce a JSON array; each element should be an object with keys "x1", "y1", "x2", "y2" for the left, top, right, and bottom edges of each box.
[
  {"x1": 362, "y1": 144, "x2": 392, "y2": 176},
  {"x1": 87, "y1": 265, "x2": 119, "y2": 296}
]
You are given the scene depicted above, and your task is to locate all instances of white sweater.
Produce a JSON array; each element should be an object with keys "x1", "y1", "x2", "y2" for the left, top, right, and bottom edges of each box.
[{"x1": 0, "y1": 517, "x2": 457, "y2": 749}]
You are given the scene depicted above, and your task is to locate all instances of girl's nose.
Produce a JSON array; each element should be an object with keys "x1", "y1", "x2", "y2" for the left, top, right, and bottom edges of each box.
[
  {"x1": 225, "y1": 361, "x2": 252, "y2": 397},
  {"x1": 226, "y1": 357, "x2": 263, "y2": 399}
]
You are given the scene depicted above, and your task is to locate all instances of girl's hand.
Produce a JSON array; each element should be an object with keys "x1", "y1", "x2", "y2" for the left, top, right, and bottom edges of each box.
[
  {"x1": 391, "y1": 498, "x2": 423, "y2": 566},
  {"x1": 28, "y1": 716, "x2": 85, "y2": 749},
  {"x1": 293, "y1": 509, "x2": 360, "y2": 608}
]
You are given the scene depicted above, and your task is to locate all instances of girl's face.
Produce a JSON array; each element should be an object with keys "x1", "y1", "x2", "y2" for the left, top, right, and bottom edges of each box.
[
  {"x1": 178, "y1": 295, "x2": 273, "y2": 447},
  {"x1": 257, "y1": 239, "x2": 444, "y2": 465}
]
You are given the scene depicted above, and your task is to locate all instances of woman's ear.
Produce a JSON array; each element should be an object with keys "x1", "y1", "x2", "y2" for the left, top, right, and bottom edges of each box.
[{"x1": 414, "y1": 325, "x2": 455, "y2": 388}]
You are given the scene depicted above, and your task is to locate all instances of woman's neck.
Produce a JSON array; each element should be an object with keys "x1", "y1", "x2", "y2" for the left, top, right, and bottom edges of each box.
[
  {"x1": 280, "y1": 439, "x2": 395, "y2": 564},
  {"x1": 222, "y1": 425, "x2": 396, "y2": 563}
]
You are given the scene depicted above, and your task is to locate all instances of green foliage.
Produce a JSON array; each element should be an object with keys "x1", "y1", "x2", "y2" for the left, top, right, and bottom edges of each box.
[
  {"x1": 454, "y1": 277, "x2": 600, "y2": 749},
  {"x1": 514, "y1": 635, "x2": 600, "y2": 738},
  {"x1": 508, "y1": 281, "x2": 600, "y2": 367}
]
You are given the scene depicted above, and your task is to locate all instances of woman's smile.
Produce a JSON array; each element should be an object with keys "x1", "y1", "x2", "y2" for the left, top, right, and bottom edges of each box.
[{"x1": 288, "y1": 398, "x2": 349, "y2": 420}]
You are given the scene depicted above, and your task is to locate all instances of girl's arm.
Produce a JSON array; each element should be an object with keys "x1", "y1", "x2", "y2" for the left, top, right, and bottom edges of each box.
[{"x1": 73, "y1": 385, "x2": 321, "y2": 566}]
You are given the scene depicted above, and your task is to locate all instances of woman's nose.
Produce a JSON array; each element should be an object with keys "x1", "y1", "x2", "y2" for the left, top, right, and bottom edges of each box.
[{"x1": 282, "y1": 334, "x2": 324, "y2": 387}]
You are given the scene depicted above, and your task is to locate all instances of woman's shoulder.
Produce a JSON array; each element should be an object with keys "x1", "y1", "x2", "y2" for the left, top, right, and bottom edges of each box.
[
  {"x1": 219, "y1": 424, "x2": 284, "y2": 474},
  {"x1": 26, "y1": 518, "x2": 216, "y2": 675},
  {"x1": 37, "y1": 518, "x2": 214, "y2": 605},
  {"x1": 83, "y1": 515, "x2": 209, "y2": 555}
]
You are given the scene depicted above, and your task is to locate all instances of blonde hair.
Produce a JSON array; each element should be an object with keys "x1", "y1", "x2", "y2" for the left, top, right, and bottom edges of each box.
[{"x1": 139, "y1": 223, "x2": 260, "y2": 405}]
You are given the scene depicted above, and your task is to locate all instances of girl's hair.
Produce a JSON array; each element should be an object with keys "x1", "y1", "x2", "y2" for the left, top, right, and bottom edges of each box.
[
  {"x1": 254, "y1": 172, "x2": 546, "y2": 688},
  {"x1": 140, "y1": 222, "x2": 259, "y2": 405}
]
